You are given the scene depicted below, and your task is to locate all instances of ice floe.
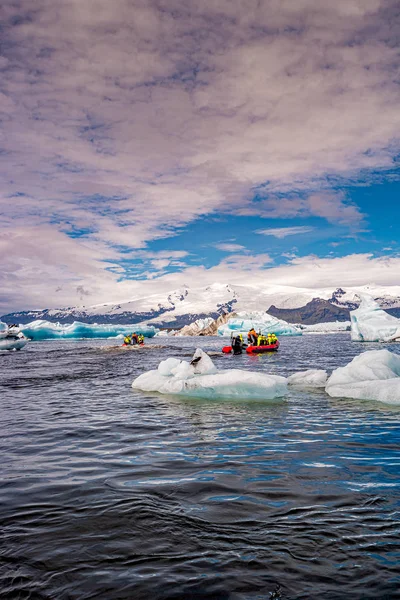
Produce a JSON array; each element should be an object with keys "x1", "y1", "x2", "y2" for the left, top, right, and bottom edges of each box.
[
  {"x1": 0, "y1": 321, "x2": 29, "y2": 351},
  {"x1": 326, "y1": 349, "x2": 400, "y2": 404},
  {"x1": 20, "y1": 320, "x2": 158, "y2": 341},
  {"x1": 217, "y1": 311, "x2": 301, "y2": 337},
  {"x1": 350, "y1": 296, "x2": 400, "y2": 342},
  {"x1": 299, "y1": 321, "x2": 351, "y2": 334},
  {"x1": 288, "y1": 369, "x2": 328, "y2": 388},
  {"x1": 132, "y1": 348, "x2": 287, "y2": 400}
]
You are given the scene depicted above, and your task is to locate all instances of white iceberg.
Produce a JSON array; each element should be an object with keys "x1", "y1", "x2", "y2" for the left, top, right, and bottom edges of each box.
[
  {"x1": 350, "y1": 296, "x2": 400, "y2": 342},
  {"x1": 0, "y1": 321, "x2": 29, "y2": 351},
  {"x1": 155, "y1": 330, "x2": 174, "y2": 337},
  {"x1": 326, "y1": 349, "x2": 400, "y2": 405},
  {"x1": 288, "y1": 369, "x2": 328, "y2": 388},
  {"x1": 20, "y1": 320, "x2": 158, "y2": 341},
  {"x1": 132, "y1": 348, "x2": 288, "y2": 400},
  {"x1": 217, "y1": 311, "x2": 301, "y2": 337},
  {"x1": 175, "y1": 317, "x2": 215, "y2": 336},
  {"x1": 299, "y1": 321, "x2": 351, "y2": 334}
]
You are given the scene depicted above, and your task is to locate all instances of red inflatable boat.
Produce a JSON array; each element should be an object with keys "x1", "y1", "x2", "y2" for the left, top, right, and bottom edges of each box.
[
  {"x1": 222, "y1": 341, "x2": 279, "y2": 354},
  {"x1": 246, "y1": 341, "x2": 279, "y2": 353}
]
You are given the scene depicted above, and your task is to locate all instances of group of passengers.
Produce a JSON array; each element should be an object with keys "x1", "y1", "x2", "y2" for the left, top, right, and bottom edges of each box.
[
  {"x1": 123, "y1": 332, "x2": 145, "y2": 345},
  {"x1": 247, "y1": 328, "x2": 277, "y2": 346},
  {"x1": 231, "y1": 329, "x2": 278, "y2": 354}
]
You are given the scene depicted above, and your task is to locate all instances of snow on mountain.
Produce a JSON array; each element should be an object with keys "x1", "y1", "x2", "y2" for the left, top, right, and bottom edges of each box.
[
  {"x1": 329, "y1": 286, "x2": 400, "y2": 310},
  {"x1": 2, "y1": 284, "x2": 400, "y2": 327}
]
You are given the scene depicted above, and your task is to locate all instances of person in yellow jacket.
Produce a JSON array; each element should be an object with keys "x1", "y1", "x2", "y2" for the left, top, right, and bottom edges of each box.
[
  {"x1": 257, "y1": 333, "x2": 266, "y2": 346},
  {"x1": 124, "y1": 335, "x2": 131, "y2": 345}
]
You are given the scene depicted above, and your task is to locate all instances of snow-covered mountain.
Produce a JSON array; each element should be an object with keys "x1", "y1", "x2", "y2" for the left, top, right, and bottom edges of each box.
[{"x1": 2, "y1": 283, "x2": 400, "y2": 326}]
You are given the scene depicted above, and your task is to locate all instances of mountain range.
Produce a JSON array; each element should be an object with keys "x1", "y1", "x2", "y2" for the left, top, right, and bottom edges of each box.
[{"x1": 2, "y1": 284, "x2": 400, "y2": 327}]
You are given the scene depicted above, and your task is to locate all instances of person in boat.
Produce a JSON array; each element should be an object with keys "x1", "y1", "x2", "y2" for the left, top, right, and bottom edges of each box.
[
  {"x1": 257, "y1": 333, "x2": 267, "y2": 347},
  {"x1": 232, "y1": 333, "x2": 243, "y2": 355},
  {"x1": 130, "y1": 332, "x2": 139, "y2": 345},
  {"x1": 271, "y1": 333, "x2": 278, "y2": 344},
  {"x1": 124, "y1": 335, "x2": 131, "y2": 345},
  {"x1": 248, "y1": 328, "x2": 258, "y2": 345},
  {"x1": 137, "y1": 334, "x2": 144, "y2": 344}
]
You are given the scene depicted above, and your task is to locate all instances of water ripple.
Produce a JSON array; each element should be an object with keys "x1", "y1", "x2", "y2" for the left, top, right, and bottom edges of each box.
[{"x1": 1, "y1": 335, "x2": 400, "y2": 599}]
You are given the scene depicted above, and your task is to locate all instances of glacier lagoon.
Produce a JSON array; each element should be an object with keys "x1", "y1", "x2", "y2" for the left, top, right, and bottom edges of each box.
[{"x1": 1, "y1": 333, "x2": 400, "y2": 599}]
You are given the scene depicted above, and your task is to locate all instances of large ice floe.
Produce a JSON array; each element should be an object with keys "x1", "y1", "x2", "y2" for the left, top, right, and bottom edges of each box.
[
  {"x1": 217, "y1": 311, "x2": 301, "y2": 337},
  {"x1": 350, "y1": 296, "x2": 400, "y2": 343},
  {"x1": 299, "y1": 321, "x2": 351, "y2": 334},
  {"x1": 20, "y1": 320, "x2": 157, "y2": 341},
  {"x1": 132, "y1": 348, "x2": 288, "y2": 400},
  {"x1": 326, "y1": 349, "x2": 400, "y2": 405}
]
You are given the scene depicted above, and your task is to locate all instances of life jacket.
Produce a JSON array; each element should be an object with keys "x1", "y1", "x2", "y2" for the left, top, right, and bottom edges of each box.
[{"x1": 124, "y1": 336, "x2": 131, "y2": 344}]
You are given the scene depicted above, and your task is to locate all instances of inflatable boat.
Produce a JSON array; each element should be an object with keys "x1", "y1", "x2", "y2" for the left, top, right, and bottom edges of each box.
[
  {"x1": 222, "y1": 341, "x2": 279, "y2": 354},
  {"x1": 246, "y1": 341, "x2": 279, "y2": 353}
]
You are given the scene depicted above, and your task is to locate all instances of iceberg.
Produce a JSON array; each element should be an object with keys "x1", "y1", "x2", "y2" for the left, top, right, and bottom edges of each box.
[
  {"x1": 326, "y1": 349, "x2": 400, "y2": 405},
  {"x1": 0, "y1": 322, "x2": 8, "y2": 339},
  {"x1": 132, "y1": 348, "x2": 288, "y2": 400},
  {"x1": 217, "y1": 311, "x2": 301, "y2": 337},
  {"x1": 299, "y1": 321, "x2": 351, "y2": 334},
  {"x1": 20, "y1": 320, "x2": 157, "y2": 341},
  {"x1": 0, "y1": 321, "x2": 29, "y2": 351},
  {"x1": 288, "y1": 369, "x2": 328, "y2": 388},
  {"x1": 350, "y1": 296, "x2": 400, "y2": 342},
  {"x1": 175, "y1": 317, "x2": 215, "y2": 336}
]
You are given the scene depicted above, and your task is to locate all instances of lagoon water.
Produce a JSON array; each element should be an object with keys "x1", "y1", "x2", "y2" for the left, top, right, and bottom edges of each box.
[{"x1": 1, "y1": 334, "x2": 400, "y2": 599}]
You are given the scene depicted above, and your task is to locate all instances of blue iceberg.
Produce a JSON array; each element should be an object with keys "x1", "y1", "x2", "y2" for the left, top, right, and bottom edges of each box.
[
  {"x1": 217, "y1": 311, "x2": 301, "y2": 337},
  {"x1": 20, "y1": 320, "x2": 158, "y2": 341}
]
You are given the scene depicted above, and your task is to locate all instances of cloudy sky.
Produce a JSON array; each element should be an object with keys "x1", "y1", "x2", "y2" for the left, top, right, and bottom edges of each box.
[{"x1": 0, "y1": 0, "x2": 399, "y2": 312}]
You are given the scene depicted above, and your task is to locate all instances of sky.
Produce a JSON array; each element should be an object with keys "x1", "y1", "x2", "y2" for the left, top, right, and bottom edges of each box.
[{"x1": 0, "y1": 0, "x2": 399, "y2": 312}]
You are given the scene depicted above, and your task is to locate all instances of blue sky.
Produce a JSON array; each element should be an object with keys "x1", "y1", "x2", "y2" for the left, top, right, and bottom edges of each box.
[{"x1": 0, "y1": 0, "x2": 399, "y2": 311}]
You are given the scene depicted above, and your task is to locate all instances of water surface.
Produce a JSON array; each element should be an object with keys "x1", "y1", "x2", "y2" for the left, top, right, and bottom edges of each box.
[{"x1": 1, "y1": 335, "x2": 400, "y2": 599}]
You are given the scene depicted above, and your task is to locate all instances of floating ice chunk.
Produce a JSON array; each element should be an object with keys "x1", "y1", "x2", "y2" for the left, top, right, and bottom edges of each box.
[
  {"x1": 20, "y1": 320, "x2": 158, "y2": 340},
  {"x1": 132, "y1": 348, "x2": 287, "y2": 400},
  {"x1": 0, "y1": 321, "x2": 8, "y2": 339},
  {"x1": 350, "y1": 295, "x2": 400, "y2": 342},
  {"x1": 217, "y1": 311, "x2": 301, "y2": 337},
  {"x1": 299, "y1": 321, "x2": 351, "y2": 334},
  {"x1": 326, "y1": 349, "x2": 400, "y2": 404},
  {"x1": 288, "y1": 369, "x2": 328, "y2": 388}
]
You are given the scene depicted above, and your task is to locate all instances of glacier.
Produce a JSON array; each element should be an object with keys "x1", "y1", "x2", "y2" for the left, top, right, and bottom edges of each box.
[
  {"x1": 132, "y1": 348, "x2": 288, "y2": 400},
  {"x1": 217, "y1": 311, "x2": 301, "y2": 337},
  {"x1": 326, "y1": 349, "x2": 400, "y2": 405},
  {"x1": 350, "y1": 296, "x2": 400, "y2": 343},
  {"x1": 20, "y1": 320, "x2": 157, "y2": 341}
]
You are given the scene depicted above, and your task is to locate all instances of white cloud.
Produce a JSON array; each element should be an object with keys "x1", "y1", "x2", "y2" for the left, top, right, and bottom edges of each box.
[
  {"x1": 256, "y1": 226, "x2": 314, "y2": 238},
  {"x1": 0, "y1": 0, "x2": 399, "y2": 309},
  {"x1": 214, "y1": 243, "x2": 246, "y2": 252}
]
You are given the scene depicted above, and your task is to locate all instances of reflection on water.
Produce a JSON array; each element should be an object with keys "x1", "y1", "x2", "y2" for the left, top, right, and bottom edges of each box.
[{"x1": 1, "y1": 335, "x2": 400, "y2": 599}]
